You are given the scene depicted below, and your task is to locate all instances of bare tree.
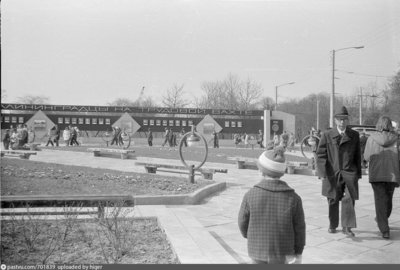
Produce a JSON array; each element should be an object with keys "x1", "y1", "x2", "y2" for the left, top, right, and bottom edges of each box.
[
  {"x1": 16, "y1": 95, "x2": 50, "y2": 104},
  {"x1": 222, "y1": 73, "x2": 240, "y2": 110},
  {"x1": 258, "y1": 97, "x2": 275, "y2": 110},
  {"x1": 1, "y1": 89, "x2": 7, "y2": 101},
  {"x1": 198, "y1": 81, "x2": 225, "y2": 109},
  {"x1": 162, "y1": 83, "x2": 188, "y2": 108},
  {"x1": 198, "y1": 74, "x2": 262, "y2": 110},
  {"x1": 107, "y1": 98, "x2": 135, "y2": 107},
  {"x1": 141, "y1": 96, "x2": 157, "y2": 107},
  {"x1": 238, "y1": 78, "x2": 263, "y2": 110}
]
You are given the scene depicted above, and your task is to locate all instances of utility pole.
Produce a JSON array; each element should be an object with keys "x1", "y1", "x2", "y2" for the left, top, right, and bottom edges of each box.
[
  {"x1": 359, "y1": 88, "x2": 363, "y2": 125},
  {"x1": 317, "y1": 98, "x2": 320, "y2": 130},
  {"x1": 330, "y1": 46, "x2": 364, "y2": 127}
]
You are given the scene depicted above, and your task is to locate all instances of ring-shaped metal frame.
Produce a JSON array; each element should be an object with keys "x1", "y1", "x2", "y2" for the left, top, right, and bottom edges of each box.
[
  {"x1": 179, "y1": 131, "x2": 208, "y2": 170},
  {"x1": 300, "y1": 134, "x2": 320, "y2": 160}
]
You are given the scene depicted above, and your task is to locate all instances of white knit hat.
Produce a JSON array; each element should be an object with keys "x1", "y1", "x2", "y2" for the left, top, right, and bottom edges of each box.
[{"x1": 257, "y1": 147, "x2": 287, "y2": 178}]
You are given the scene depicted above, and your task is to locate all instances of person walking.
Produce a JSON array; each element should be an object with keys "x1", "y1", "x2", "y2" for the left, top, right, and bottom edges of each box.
[
  {"x1": 110, "y1": 126, "x2": 119, "y2": 146},
  {"x1": 258, "y1": 130, "x2": 264, "y2": 148},
  {"x1": 45, "y1": 127, "x2": 55, "y2": 147},
  {"x1": 161, "y1": 127, "x2": 170, "y2": 147},
  {"x1": 2, "y1": 129, "x2": 11, "y2": 150},
  {"x1": 180, "y1": 128, "x2": 187, "y2": 147},
  {"x1": 244, "y1": 133, "x2": 249, "y2": 148},
  {"x1": 238, "y1": 147, "x2": 305, "y2": 264},
  {"x1": 316, "y1": 106, "x2": 362, "y2": 237},
  {"x1": 147, "y1": 128, "x2": 153, "y2": 147},
  {"x1": 212, "y1": 130, "x2": 219, "y2": 148},
  {"x1": 359, "y1": 132, "x2": 368, "y2": 168},
  {"x1": 53, "y1": 125, "x2": 60, "y2": 147},
  {"x1": 69, "y1": 126, "x2": 80, "y2": 146},
  {"x1": 63, "y1": 126, "x2": 71, "y2": 146},
  {"x1": 363, "y1": 116, "x2": 400, "y2": 239}
]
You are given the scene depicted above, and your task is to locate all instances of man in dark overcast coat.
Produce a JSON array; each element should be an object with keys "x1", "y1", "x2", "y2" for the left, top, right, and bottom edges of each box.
[{"x1": 316, "y1": 106, "x2": 361, "y2": 237}]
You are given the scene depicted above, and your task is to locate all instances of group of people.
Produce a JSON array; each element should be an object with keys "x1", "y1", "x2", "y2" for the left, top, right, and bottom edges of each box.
[
  {"x1": 266, "y1": 130, "x2": 295, "y2": 152},
  {"x1": 2, "y1": 124, "x2": 31, "y2": 150},
  {"x1": 233, "y1": 130, "x2": 265, "y2": 149},
  {"x1": 110, "y1": 126, "x2": 126, "y2": 147},
  {"x1": 159, "y1": 127, "x2": 182, "y2": 148},
  {"x1": 60, "y1": 125, "x2": 80, "y2": 147},
  {"x1": 239, "y1": 106, "x2": 400, "y2": 264}
]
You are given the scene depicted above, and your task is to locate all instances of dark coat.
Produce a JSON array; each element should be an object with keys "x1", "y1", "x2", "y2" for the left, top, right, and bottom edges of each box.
[
  {"x1": 363, "y1": 131, "x2": 400, "y2": 186},
  {"x1": 54, "y1": 126, "x2": 61, "y2": 140},
  {"x1": 316, "y1": 127, "x2": 362, "y2": 200},
  {"x1": 147, "y1": 131, "x2": 153, "y2": 142},
  {"x1": 238, "y1": 179, "x2": 305, "y2": 261}
]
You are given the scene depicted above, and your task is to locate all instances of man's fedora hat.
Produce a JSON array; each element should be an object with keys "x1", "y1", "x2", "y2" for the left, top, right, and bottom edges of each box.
[{"x1": 334, "y1": 106, "x2": 349, "y2": 119}]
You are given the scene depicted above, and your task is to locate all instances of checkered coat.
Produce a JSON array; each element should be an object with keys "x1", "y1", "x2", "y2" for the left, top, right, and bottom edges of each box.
[{"x1": 238, "y1": 179, "x2": 305, "y2": 261}]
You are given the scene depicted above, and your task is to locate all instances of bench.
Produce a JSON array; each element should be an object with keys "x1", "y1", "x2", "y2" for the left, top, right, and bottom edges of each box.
[
  {"x1": 0, "y1": 194, "x2": 135, "y2": 218},
  {"x1": 227, "y1": 156, "x2": 258, "y2": 169},
  {"x1": 0, "y1": 150, "x2": 38, "y2": 159},
  {"x1": 26, "y1": 143, "x2": 41, "y2": 151},
  {"x1": 286, "y1": 161, "x2": 309, "y2": 174},
  {"x1": 87, "y1": 148, "x2": 135, "y2": 159},
  {"x1": 228, "y1": 156, "x2": 310, "y2": 174},
  {"x1": 134, "y1": 162, "x2": 228, "y2": 180}
]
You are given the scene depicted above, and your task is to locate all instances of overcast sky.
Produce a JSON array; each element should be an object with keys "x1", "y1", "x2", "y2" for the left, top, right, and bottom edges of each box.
[{"x1": 2, "y1": 0, "x2": 400, "y2": 106}]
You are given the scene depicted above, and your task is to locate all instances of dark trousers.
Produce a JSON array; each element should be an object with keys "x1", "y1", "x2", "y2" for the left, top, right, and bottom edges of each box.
[
  {"x1": 371, "y1": 182, "x2": 396, "y2": 233},
  {"x1": 46, "y1": 138, "x2": 54, "y2": 147},
  {"x1": 3, "y1": 141, "x2": 10, "y2": 150},
  {"x1": 148, "y1": 140, "x2": 153, "y2": 146},
  {"x1": 328, "y1": 186, "x2": 356, "y2": 229}
]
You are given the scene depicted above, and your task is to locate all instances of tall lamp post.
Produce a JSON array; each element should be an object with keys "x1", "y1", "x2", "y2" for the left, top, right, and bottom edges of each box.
[
  {"x1": 330, "y1": 46, "x2": 364, "y2": 127},
  {"x1": 275, "y1": 82, "x2": 295, "y2": 110}
]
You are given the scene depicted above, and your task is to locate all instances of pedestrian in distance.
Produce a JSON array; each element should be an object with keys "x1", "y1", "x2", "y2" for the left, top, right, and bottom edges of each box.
[
  {"x1": 69, "y1": 125, "x2": 80, "y2": 146},
  {"x1": 10, "y1": 129, "x2": 19, "y2": 150},
  {"x1": 244, "y1": 133, "x2": 249, "y2": 148},
  {"x1": 238, "y1": 147, "x2": 305, "y2": 264},
  {"x1": 363, "y1": 116, "x2": 400, "y2": 239},
  {"x1": 110, "y1": 126, "x2": 119, "y2": 146},
  {"x1": 53, "y1": 124, "x2": 61, "y2": 147},
  {"x1": 147, "y1": 128, "x2": 153, "y2": 147},
  {"x1": 359, "y1": 132, "x2": 368, "y2": 168},
  {"x1": 258, "y1": 129, "x2": 264, "y2": 148},
  {"x1": 2, "y1": 129, "x2": 11, "y2": 150},
  {"x1": 63, "y1": 126, "x2": 71, "y2": 146},
  {"x1": 45, "y1": 127, "x2": 55, "y2": 147},
  {"x1": 316, "y1": 106, "x2": 362, "y2": 237},
  {"x1": 180, "y1": 128, "x2": 187, "y2": 147},
  {"x1": 161, "y1": 127, "x2": 170, "y2": 147},
  {"x1": 212, "y1": 130, "x2": 219, "y2": 148}
]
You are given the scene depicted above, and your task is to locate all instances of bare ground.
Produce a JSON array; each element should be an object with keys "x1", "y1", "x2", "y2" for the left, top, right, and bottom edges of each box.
[
  {"x1": 0, "y1": 158, "x2": 214, "y2": 196},
  {"x1": 1, "y1": 217, "x2": 179, "y2": 264}
]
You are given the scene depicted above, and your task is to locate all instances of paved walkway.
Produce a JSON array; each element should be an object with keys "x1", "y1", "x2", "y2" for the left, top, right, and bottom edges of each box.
[{"x1": 5, "y1": 148, "x2": 400, "y2": 264}]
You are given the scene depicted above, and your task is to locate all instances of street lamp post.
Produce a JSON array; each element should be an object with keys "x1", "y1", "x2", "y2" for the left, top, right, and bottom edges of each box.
[
  {"x1": 275, "y1": 82, "x2": 295, "y2": 110},
  {"x1": 330, "y1": 46, "x2": 364, "y2": 127}
]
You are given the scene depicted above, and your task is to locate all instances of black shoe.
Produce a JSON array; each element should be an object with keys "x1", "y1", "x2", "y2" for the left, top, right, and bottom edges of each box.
[
  {"x1": 328, "y1": 228, "x2": 337, "y2": 233},
  {"x1": 382, "y1": 232, "x2": 390, "y2": 239},
  {"x1": 342, "y1": 227, "x2": 355, "y2": 237}
]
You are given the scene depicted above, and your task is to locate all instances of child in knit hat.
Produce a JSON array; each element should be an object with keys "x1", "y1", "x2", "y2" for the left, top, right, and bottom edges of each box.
[{"x1": 238, "y1": 147, "x2": 306, "y2": 264}]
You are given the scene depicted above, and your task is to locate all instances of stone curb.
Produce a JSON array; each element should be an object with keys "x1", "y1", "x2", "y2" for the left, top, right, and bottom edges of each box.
[{"x1": 134, "y1": 182, "x2": 227, "y2": 205}]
